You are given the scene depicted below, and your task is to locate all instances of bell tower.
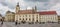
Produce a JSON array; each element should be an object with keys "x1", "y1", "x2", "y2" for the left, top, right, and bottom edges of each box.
[
  {"x1": 16, "y1": 2, "x2": 20, "y2": 13},
  {"x1": 34, "y1": 5, "x2": 37, "y2": 12}
]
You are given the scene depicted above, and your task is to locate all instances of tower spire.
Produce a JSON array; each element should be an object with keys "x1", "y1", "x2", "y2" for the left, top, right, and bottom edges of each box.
[
  {"x1": 16, "y1": 2, "x2": 20, "y2": 13},
  {"x1": 17, "y1": 2, "x2": 19, "y2": 7},
  {"x1": 35, "y1": 5, "x2": 37, "y2": 12},
  {"x1": 32, "y1": 7, "x2": 35, "y2": 14}
]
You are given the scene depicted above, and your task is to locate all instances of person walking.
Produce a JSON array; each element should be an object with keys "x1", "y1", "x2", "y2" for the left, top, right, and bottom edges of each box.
[
  {"x1": 1, "y1": 19, "x2": 3, "y2": 25},
  {"x1": 15, "y1": 20, "x2": 18, "y2": 25}
]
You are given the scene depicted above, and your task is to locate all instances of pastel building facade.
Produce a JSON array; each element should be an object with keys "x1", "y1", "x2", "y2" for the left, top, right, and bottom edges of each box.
[
  {"x1": 15, "y1": 14, "x2": 40, "y2": 23},
  {"x1": 15, "y1": 3, "x2": 40, "y2": 23},
  {"x1": 5, "y1": 11, "x2": 15, "y2": 22},
  {"x1": 39, "y1": 11, "x2": 58, "y2": 23},
  {"x1": 15, "y1": 2, "x2": 58, "y2": 23}
]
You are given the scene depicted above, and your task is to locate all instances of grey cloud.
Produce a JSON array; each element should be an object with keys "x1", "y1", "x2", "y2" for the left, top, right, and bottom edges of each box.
[
  {"x1": 0, "y1": 0, "x2": 8, "y2": 6},
  {"x1": 8, "y1": 4, "x2": 16, "y2": 9},
  {"x1": 1, "y1": 2, "x2": 8, "y2": 6},
  {"x1": 24, "y1": 0, "x2": 49, "y2": 2},
  {"x1": 0, "y1": 0, "x2": 60, "y2": 11},
  {"x1": 23, "y1": 0, "x2": 54, "y2": 10},
  {"x1": 0, "y1": 0, "x2": 16, "y2": 9}
]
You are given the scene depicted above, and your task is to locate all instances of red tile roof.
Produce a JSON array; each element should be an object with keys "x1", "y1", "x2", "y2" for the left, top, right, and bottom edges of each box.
[
  {"x1": 16, "y1": 10, "x2": 57, "y2": 15},
  {"x1": 16, "y1": 10, "x2": 35, "y2": 14},
  {"x1": 37, "y1": 11, "x2": 57, "y2": 15}
]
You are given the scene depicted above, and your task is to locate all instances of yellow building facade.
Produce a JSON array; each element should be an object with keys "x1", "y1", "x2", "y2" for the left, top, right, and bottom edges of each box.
[{"x1": 5, "y1": 11, "x2": 15, "y2": 22}]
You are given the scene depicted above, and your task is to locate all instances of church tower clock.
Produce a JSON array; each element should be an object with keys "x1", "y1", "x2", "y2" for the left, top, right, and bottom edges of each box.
[{"x1": 16, "y1": 2, "x2": 20, "y2": 13}]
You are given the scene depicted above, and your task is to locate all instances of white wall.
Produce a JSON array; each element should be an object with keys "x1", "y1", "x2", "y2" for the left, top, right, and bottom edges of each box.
[
  {"x1": 15, "y1": 14, "x2": 40, "y2": 22},
  {"x1": 40, "y1": 15, "x2": 58, "y2": 22}
]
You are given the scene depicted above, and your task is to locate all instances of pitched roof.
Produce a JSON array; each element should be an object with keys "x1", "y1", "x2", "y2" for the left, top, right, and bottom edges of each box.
[
  {"x1": 37, "y1": 11, "x2": 57, "y2": 15},
  {"x1": 6, "y1": 11, "x2": 11, "y2": 13},
  {"x1": 16, "y1": 10, "x2": 35, "y2": 14}
]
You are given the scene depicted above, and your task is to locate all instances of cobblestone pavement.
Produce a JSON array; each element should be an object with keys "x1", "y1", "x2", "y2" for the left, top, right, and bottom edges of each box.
[{"x1": 0, "y1": 22, "x2": 60, "y2": 27}]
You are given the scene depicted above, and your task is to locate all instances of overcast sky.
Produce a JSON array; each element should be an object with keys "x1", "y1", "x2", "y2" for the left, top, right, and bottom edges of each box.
[{"x1": 0, "y1": 0, "x2": 60, "y2": 16}]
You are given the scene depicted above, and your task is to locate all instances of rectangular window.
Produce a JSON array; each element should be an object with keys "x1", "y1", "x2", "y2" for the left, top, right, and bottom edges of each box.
[
  {"x1": 23, "y1": 15, "x2": 24, "y2": 17},
  {"x1": 32, "y1": 18, "x2": 34, "y2": 21},
  {"x1": 19, "y1": 18, "x2": 21, "y2": 20},
  {"x1": 25, "y1": 15, "x2": 27, "y2": 17},
  {"x1": 29, "y1": 18, "x2": 31, "y2": 21},
  {"x1": 26, "y1": 18, "x2": 27, "y2": 20},
  {"x1": 23, "y1": 18, "x2": 24, "y2": 20},
  {"x1": 20, "y1": 16, "x2": 21, "y2": 17},
  {"x1": 36, "y1": 17, "x2": 38, "y2": 18},
  {"x1": 29, "y1": 15, "x2": 30, "y2": 17},
  {"x1": 37, "y1": 15, "x2": 38, "y2": 16}
]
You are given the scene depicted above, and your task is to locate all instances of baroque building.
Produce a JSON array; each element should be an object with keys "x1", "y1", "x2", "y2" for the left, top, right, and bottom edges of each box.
[
  {"x1": 5, "y1": 11, "x2": 15, "y2": 22},
  {"x1": 39, "y1": 11, "x2": 58, "y2": 23},
  {"x1": 15, "y1": 3, "x2": 39, "y2": 23},
  {"x1": 15, "y1": 2, "x2": 58, "y2": 23}
]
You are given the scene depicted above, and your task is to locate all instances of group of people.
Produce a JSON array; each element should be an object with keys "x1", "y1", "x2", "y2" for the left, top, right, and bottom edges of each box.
[
  {"x1": 0, "y1": 19, "x2": 18, "y2": 25},
  {"x1": 15, "y1": 20, "x2": 26, "y2": 25},
  {"x1": 15, "y1": 20, "x2": 20, "y2": 25},
  {"x1": 0, "y1": 20, "x2": 25, "y2": 25},
  {"x1": 1, "y1": 19, "x2": 18, "y2": 25}
]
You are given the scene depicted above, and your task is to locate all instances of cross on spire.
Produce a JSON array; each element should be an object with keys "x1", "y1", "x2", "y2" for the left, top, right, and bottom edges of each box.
[{"x1": 35, "y1": 5, "x2": 37, "y2": 12}]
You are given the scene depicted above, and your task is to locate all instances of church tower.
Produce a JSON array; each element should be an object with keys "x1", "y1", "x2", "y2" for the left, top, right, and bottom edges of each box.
[
  {"x1": 34, "y1": 5, "x2": 37, "y2": 12},
  {"x1": 16, "y1": 2, "x2": 20, "y2": 13}
]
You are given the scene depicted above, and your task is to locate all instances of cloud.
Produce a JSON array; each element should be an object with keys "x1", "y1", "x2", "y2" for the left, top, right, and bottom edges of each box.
[
  {"x1": 0, "y1": 0, "x2": 60, "y2": 16},
  {"x1": 0, "y1": 3, "x2": 9, "y2": 16},
  {"x1": 24, "y1": 0, "x2": 49, "y2": 2},
  {"x1": 0, "y1": 0, "x2": 17, "y2": 9},
  {"x1": 40, "y1": 3, "x2": 60, "y2": 15},
  {"x1": 49, "y1": 3, "x2": 60, "y2": 15}
]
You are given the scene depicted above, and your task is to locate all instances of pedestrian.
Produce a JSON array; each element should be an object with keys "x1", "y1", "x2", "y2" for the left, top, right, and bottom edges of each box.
[
  {"x1": 15, "y1": 20, "x2": 18, "y2": 25},
  {"x1": 1, "y1": 21, "x2": 3, "y2": 25},
  {"x1": 1, "y1": 19, "x2": 3, "y2": 25}
]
